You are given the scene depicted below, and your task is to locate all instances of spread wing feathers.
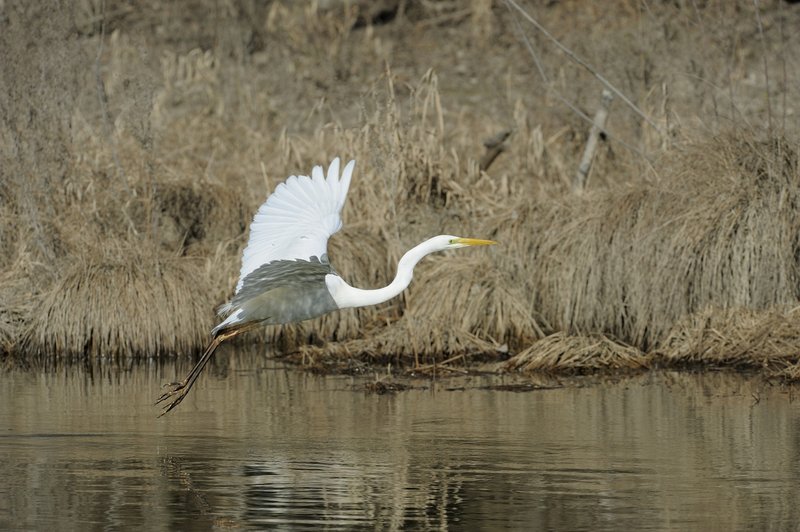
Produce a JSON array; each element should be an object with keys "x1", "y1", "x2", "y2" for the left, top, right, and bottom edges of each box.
[{"x1": 235, "y1": 158, "x2": 355, "y2": 293}]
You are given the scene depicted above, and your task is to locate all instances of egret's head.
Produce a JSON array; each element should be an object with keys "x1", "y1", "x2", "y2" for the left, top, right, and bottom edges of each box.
[{"x1": 440, "y1": 235, "x2": 497, "y2": 250}]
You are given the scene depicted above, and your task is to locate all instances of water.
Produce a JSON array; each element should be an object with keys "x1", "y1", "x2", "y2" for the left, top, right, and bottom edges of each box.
[{"x1": 1, "y1": 352, "x2": 799, "y2": 530}]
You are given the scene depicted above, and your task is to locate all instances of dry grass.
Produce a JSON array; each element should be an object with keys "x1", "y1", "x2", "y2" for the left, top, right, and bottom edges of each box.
[
  {"x1": 406, "y1": 250, "x2": 544, "y2": 350},
  {"x1": 772, "y1": 363, "x2": 800, "y2": 383},
  {"x1": 293, "y1": 315, "x2": 505, "y2": 371},
  {"x1": 20, "y1": 247, "x2": 215, "y2": 360},
  {"x1": 503, "y1": 332, "x2": 649, "y2": 374},
  {"x1": 0, "y1": 275, "x2": 29, "y2": 356},
  {"x1": 657, "y1": 306, "x2": 800, "y2": 371},
  {"x1": 3, "y1": 1, "x2": 800, "y2": 377},
  {"x1": 495, "y1": 133, "x2": 800, "y2": 352}
]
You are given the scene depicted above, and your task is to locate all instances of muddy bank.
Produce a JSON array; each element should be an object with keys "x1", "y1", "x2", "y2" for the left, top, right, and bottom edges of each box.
[{"x1": 2, "y1": 1, "x2": 800, "y2": 379}]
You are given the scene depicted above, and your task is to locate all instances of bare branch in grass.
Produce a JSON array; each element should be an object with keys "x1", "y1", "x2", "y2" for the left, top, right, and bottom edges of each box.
[
  {"x1": 753, "y1": 0, "x2": 773, "y2": 133},
  {"x1": 93, "y1": 0, "x2": 128, "y2": 189},
  {"x1": 505, "y1": 0, "x2": 663, "y2": 137},
  {"x1": 574, "y1": 90, "x2": 613, "y2": 192},
  {"x1": 505, "y1": 0, "x2": 652, "y2": 165}
]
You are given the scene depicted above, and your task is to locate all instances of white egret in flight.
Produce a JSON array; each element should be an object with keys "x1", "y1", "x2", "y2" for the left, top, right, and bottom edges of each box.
[{"x1": 157, "y1": 158, "x2": 495, "y2": 415}]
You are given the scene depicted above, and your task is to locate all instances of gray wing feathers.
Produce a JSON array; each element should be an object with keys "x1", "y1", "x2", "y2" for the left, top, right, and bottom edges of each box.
[{"x1": 219, "y1": 257, "x2": 339, "y2": 329}]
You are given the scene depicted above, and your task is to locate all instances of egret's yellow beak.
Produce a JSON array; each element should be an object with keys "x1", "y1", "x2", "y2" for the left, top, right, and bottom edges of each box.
[{"x1": 454, "y1": 238, "x2": 497, "y2": 246}]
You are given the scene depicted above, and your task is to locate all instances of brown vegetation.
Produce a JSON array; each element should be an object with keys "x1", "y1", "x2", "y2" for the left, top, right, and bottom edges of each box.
[
  {"x1": 2, "y1": 1, "x2": 800, "y2": 379},
  {"x1": 658, "y1": 306, "x2": 800, "y2": 372},
  {"x1": 20, "y1": 248, "x2": 215, "y2": 360},
  {"x1": 503, "y1": 332, "x2": 649, "y2": 374}
]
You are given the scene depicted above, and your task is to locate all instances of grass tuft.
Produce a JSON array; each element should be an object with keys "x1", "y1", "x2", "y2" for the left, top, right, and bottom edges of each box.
[{"x1": 20, "y1": 247, "x2": 214, "y2": 360}]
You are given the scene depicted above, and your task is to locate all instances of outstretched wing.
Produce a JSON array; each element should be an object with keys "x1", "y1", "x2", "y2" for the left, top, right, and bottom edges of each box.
[{"x1": 235, "y1": 158, "x2": 355, "y2": 293}]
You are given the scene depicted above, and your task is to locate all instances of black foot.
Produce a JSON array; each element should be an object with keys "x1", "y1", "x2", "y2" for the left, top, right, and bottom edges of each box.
[{"x1": 155, "y1": 381, "x2": 189, "y2": 417}]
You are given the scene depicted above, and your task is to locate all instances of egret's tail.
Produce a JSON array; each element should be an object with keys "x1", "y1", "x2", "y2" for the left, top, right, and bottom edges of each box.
[{"x1": 216, "y1": 301, "x2": 234, "y2": 317}]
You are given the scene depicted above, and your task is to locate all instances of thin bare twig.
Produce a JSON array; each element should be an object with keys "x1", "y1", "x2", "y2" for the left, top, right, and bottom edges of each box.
[
  {"x1": 777, "y1": 0, "x2": 787, "y2": 133},
  {"x1": 505, "y1": 0, "x2": 651, "y2": 164},
  {"x1": 93, "y1": 0, "x2": 128, "y2": 188},
  {"x1": 479, "y1": 129, "x2": 513, "y2": 171},
  {"x1": 753, "y1": 0, "x2": 773, "y2": 133},
  {"x1": 505, "y1": 0, "x2": 663, "y2": 137}
]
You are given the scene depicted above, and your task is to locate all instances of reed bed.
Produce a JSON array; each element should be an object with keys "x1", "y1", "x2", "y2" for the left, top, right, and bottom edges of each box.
[
  {"x1": 20, "y1": 249, "x2": 215, "y2": 359},
  {"x1": 657, "y1": 306, "x2": 800, "y2": 371},
  {"x1": 519, "y1": 134, "x2": 800, "y2": 350},
  {"x1": 4, "y1": 1, "x2": 800, "y2": 378}
]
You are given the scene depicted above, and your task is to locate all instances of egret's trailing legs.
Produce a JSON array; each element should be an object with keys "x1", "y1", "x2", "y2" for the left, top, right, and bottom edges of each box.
[{"x1": 155, "y1": 324, "x2": 256, "y2": 416}]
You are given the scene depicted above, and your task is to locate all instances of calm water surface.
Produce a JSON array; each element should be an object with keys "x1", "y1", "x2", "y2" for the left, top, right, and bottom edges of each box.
[{"x1": 1, "y1": 352, "x2": 799, "y2": 530}]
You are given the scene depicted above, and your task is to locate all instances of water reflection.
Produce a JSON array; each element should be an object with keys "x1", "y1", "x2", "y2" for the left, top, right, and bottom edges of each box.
[{"x1": 1, "y1": 350, "x2": 799, "y2": 530}]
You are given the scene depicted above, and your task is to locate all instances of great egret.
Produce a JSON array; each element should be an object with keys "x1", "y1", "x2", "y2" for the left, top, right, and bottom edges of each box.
[{"x1": 156, "y1": 158, "x2": 495, "y2": 415}]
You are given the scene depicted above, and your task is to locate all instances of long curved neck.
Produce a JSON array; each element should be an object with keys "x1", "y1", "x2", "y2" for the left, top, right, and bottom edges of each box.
[{"x1": 332, "y1": 239, "x2": 442, "y2": 309}]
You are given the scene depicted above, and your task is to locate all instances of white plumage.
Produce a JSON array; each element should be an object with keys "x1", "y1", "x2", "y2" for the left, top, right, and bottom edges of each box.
[{"x1": 236, "y1": 158, "x2": 354, "y2": 293}]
